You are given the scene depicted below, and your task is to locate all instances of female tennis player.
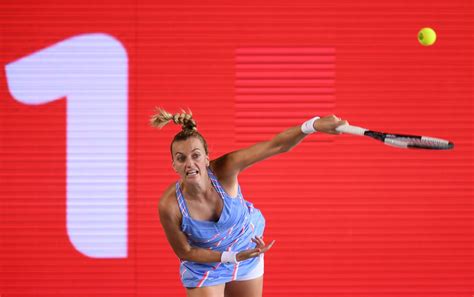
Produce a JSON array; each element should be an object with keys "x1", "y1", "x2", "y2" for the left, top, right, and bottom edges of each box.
[{"x1": 152, "y1": 109, "x2": 347, "y2": 297}]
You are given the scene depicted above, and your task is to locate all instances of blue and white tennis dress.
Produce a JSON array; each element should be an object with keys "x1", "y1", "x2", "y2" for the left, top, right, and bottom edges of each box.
[{"x1": 175, "y1": 167, "x2": 266, "y2": 288}]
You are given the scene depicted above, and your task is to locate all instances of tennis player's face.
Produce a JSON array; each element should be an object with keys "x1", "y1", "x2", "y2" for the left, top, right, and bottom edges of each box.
[{"x1": 171, "y1": 137, "x2": 209, "y2": 183}]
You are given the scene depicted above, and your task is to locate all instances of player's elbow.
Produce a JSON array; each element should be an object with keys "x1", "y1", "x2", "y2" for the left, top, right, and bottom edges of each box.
[{"x1": 175, "y1": 246, "x2": 193, "y2": 261}]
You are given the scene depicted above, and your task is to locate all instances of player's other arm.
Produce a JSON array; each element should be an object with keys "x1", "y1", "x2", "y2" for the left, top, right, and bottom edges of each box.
[{"x1": 158, "y1": 185, "x2": 274, "y2": 263}]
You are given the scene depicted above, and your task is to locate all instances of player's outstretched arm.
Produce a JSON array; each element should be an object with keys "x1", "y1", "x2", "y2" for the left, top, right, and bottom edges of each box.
[{"x1": 211, "y1": 115, "x2": 348, "y2": 179}]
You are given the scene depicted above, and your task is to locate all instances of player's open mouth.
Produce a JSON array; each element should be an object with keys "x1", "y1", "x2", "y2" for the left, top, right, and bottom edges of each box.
[{"x1": 186, "y1": 170, "x2": 199, "y2": 176}]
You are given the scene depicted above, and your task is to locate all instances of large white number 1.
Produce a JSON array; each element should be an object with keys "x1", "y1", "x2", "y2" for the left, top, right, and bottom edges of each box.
[{"x1": 5, "y1": 33, "x2": 128, "y2": 258}]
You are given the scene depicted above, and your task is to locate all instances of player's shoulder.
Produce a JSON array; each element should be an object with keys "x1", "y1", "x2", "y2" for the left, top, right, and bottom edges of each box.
[{"x1": 159, "y1": 182, "x2": 179, "y2": 213}]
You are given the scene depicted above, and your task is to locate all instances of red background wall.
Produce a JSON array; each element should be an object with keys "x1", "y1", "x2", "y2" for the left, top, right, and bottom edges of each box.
[{"x1": 1, "y1": 0, "x2": 473, "y2": 296}]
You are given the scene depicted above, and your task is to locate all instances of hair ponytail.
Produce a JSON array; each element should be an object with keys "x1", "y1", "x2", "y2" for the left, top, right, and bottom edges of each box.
[
  {"x1": 150, "y1": 107, "x2": 208, "y2": 156},
  {"x1": 150, "y1": 107, "x2": 197, "y2": 132}
]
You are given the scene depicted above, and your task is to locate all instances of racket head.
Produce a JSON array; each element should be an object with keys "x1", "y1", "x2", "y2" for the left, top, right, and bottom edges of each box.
[
  {"x1": 336, "y1": 124, "x2": 454, "y2": 150},
  {"x1": 383, "y1": 134, "x2": 454, "y2": 150}
]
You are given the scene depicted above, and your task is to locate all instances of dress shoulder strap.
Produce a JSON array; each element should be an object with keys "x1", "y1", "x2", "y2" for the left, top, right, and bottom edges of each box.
[
  {"x1": 175, "y1": 182, "x2": 190, "y2": 218},
  {"x1": 207, "y1": 167, "x2": 227, "y2": 200}
]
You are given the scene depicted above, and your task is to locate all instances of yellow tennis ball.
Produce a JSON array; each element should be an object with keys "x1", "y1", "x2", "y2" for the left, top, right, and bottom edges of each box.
[{"x1": 418, "y1": 27, "x2": 437, "y2": 46}]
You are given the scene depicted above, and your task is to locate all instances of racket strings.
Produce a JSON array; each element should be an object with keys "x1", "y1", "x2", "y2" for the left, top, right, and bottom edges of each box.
[{"x1": 391, "y1": 136, "x2": 450, "y2": 148}]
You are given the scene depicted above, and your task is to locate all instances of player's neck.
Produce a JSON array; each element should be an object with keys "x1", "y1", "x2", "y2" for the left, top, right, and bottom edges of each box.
[{"x1": 182, "y1": 177, "x2": 213, "y2": 201}]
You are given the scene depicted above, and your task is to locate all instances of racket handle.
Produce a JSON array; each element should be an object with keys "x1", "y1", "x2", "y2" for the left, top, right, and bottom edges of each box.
[{"x1": 335, "y1": 124, "x2": 368, "y2": 136}]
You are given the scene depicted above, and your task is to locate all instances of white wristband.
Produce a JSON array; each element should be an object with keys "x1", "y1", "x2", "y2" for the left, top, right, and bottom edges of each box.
[
  {"x1": 301, "y1": 116, "x2": 320, "y2": 134},
  {"x1": 221, "y1": 251, "x2": 238, "y2": 263}
]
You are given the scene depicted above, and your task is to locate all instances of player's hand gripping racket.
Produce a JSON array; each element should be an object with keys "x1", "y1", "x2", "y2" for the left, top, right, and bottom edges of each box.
[{"x1": 335, "y1": 124, "x2": 454, "y2": 150}]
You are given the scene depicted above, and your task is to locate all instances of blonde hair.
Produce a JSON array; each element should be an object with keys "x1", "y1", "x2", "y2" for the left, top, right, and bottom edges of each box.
[
  {"x1": 150, "y1": 107, "x2": 208, "y2": 156},
  {"x1": 150, "y1": 107, "x2": 197, "y2": 131}
]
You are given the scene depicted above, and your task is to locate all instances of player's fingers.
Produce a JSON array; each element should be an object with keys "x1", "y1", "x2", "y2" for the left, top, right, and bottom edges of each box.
[
  {"x1": 252, "y1": 236, "x2": 265, "y2": 247},
  {"x1": 246, "y1": 248, "x2": 261, "y2": 258},
  {"x1": 338, "y1": 120, "x2": 348, "y2": 126},
  {"x1": 333, "y1": 120, "x2": 348, "y2": 134},
  {"x1": 262, "y1": 240, "x2": 276, "y2": 253}
]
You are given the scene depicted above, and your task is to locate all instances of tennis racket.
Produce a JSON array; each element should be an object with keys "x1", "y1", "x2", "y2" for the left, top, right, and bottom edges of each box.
[{"x1": 335, "y1": 124, "x2": 454, "y2": 150}]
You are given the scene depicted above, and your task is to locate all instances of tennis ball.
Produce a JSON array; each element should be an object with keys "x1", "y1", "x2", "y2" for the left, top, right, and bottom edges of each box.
[{"x1": 418, "y1": 27, "x2": 437, "y2": 46}]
